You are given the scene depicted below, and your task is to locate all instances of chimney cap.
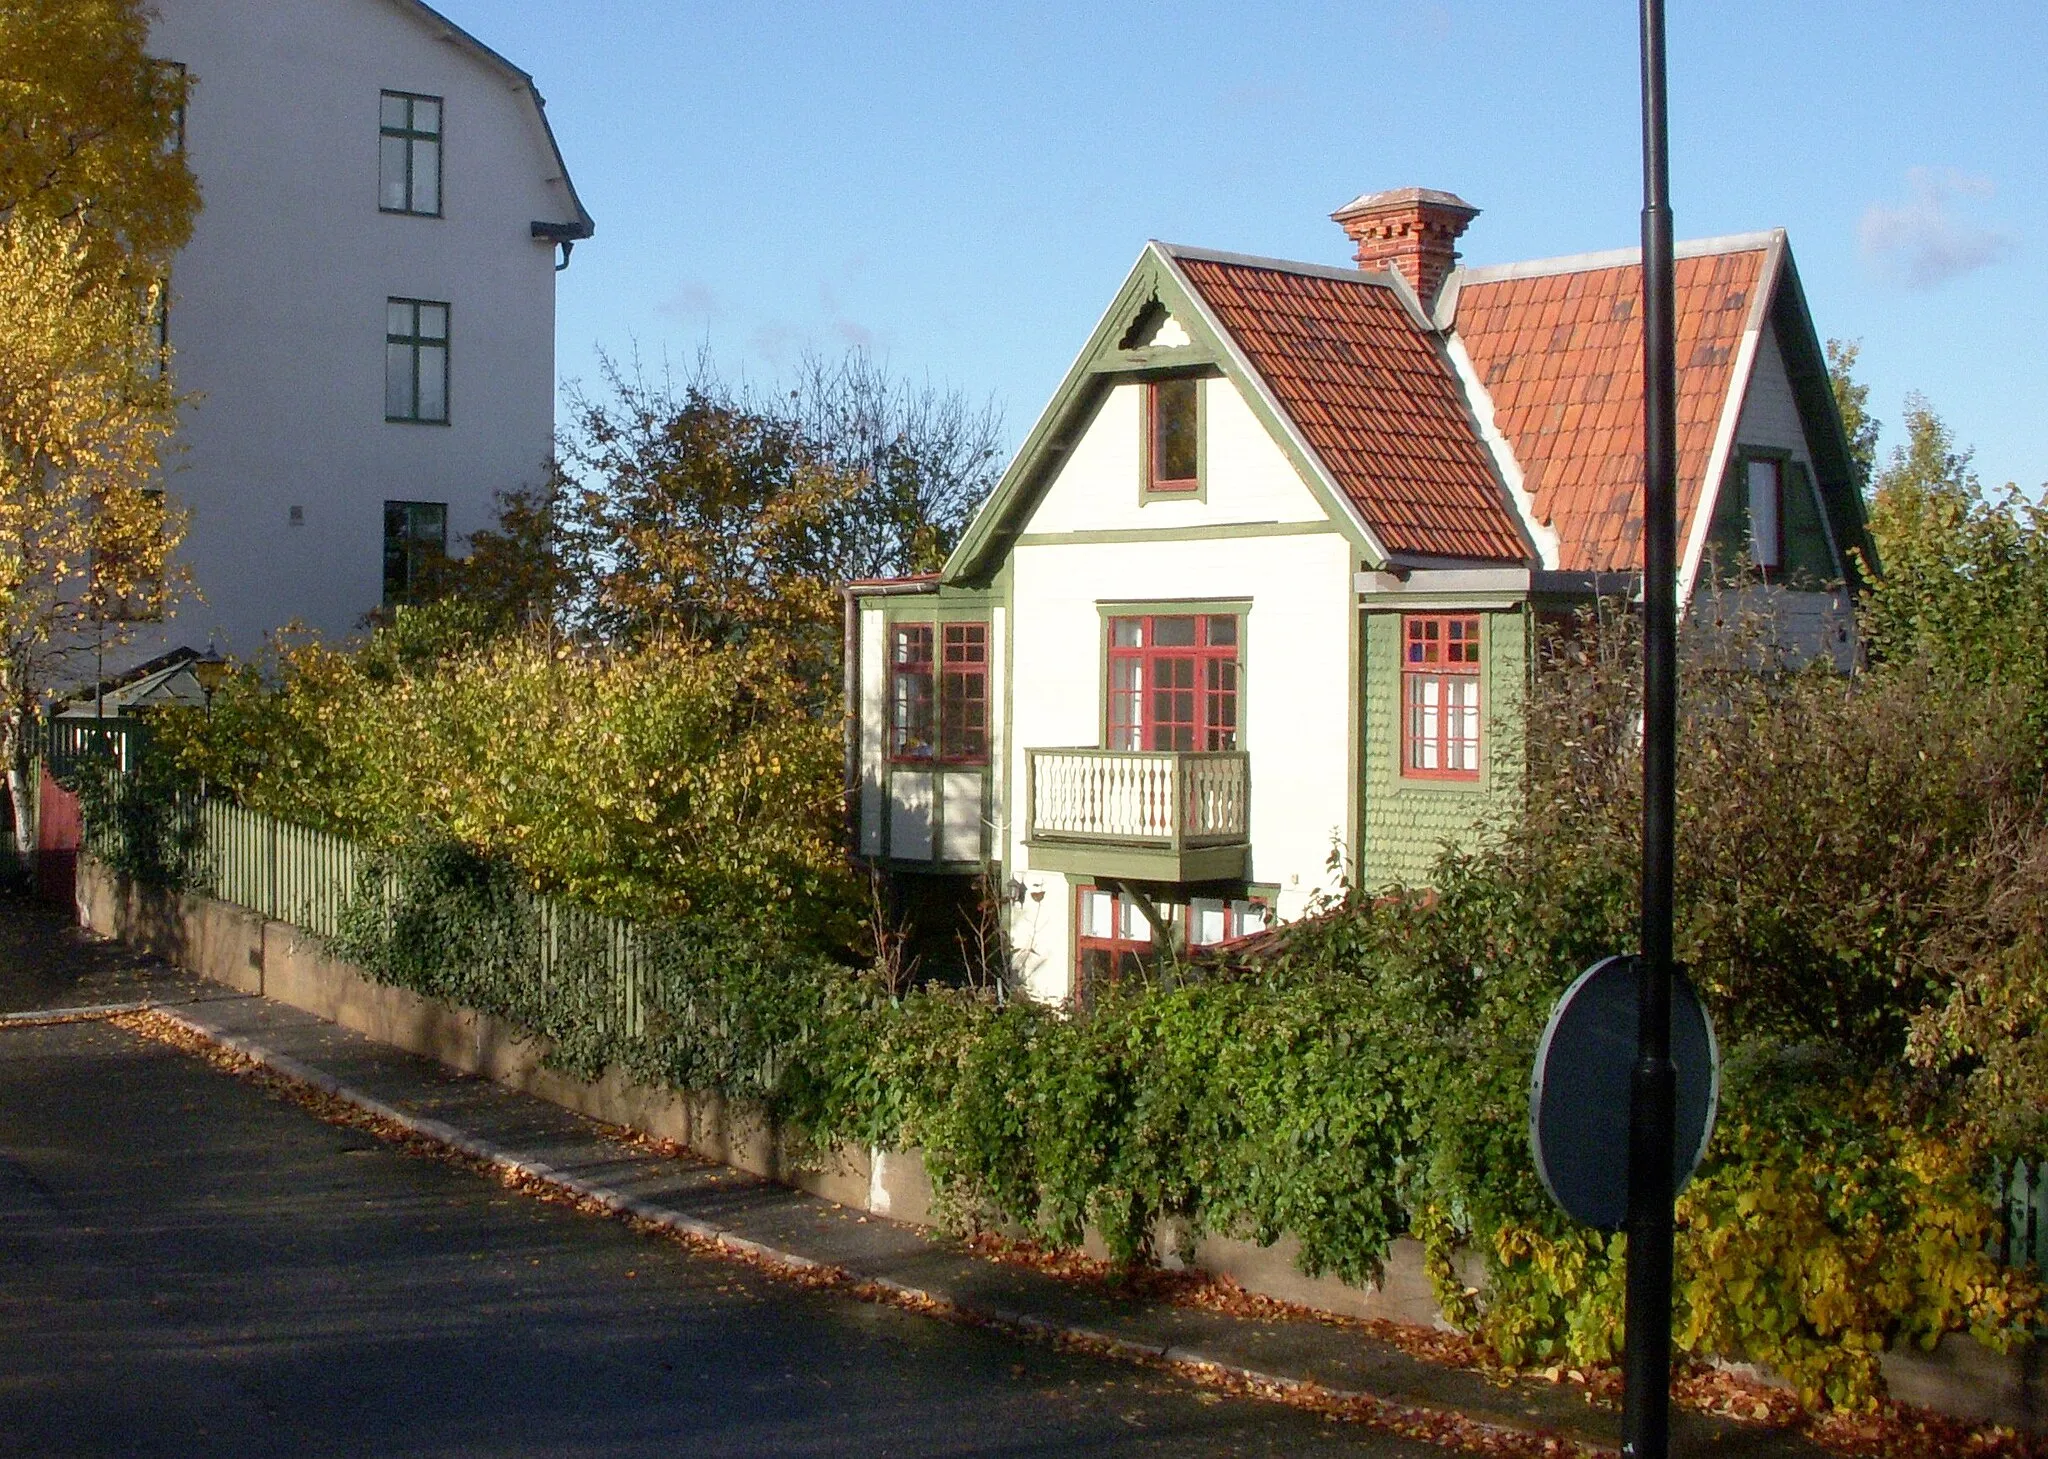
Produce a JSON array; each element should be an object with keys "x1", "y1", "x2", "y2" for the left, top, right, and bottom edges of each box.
[{"x1": 1330, "y1": 187, "x2": 1480, "y2": 225}]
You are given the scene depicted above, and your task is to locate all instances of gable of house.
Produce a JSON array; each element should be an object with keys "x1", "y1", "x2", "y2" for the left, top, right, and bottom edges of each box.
[{"x1": 946, "y1": 244, "x2": 1534, "y2": 585}]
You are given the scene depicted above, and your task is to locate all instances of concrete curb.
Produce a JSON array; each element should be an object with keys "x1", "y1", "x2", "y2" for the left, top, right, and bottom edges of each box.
[
  {"x1": 137, "y1": 1003, "x2": 1609, "y2": 1457},
  {"x1": 0, "y1": 1000, "x2": 154, "y2": 1024}
]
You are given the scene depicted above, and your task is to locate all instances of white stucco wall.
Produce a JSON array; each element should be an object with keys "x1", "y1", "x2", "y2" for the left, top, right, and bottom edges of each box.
[
  {"x1": 999, "y1": 377, "x2": 1354, "y2": 1002},
  {"x1": 142, "y1": 0, "x2": 578, "y2": 656},
  {"x1": 1026, "y1": 378, "x2": 1328, "y2": 533}
]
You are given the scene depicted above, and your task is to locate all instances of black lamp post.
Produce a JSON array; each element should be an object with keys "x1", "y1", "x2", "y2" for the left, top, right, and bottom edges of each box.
[{"x1": 1624, "y1": 1, "x2": 1681, "y2": 1456}]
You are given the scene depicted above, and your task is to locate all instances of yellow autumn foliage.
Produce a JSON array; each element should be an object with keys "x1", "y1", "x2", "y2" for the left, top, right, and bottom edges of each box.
[
  {"x1": 159, "y1": 605, "x2": 858, "y2": 948},
  {"x1": 0, "y1": 217, "x2": 188, "y2": 832}
]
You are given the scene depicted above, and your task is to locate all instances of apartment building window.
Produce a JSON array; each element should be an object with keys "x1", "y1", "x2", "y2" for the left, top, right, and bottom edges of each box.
[
  {"x1": 1107, "y1": 613, "x2": 1238, "y2": 752},
  {"x1": 380, "y1": 91, "x2": 442, "y2": 216},
  {"x1": 383, "y1": 500, "x2": 447, "y2": 605},
  {"x1": 385, "y1": 299, "x2": 449, "y2": 423},
  {"x1": 890, "y1": 622, "x2": 989, "y2": 764},
  {"x1": 1401, "y1": 614, "x2": 1481, "y2": 779},
  {"x1": 155, "y1": 61, "x2": 187, "y2": 153}
]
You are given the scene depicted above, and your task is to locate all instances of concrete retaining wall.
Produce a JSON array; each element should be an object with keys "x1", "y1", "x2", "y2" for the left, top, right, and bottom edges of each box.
[{"x1": 75, "y1": 858, "x2": 2042, "y2": 1428}]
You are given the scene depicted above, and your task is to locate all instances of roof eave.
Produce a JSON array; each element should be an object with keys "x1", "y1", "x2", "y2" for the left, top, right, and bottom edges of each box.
[{"x1": 392, "y1": 0, "x2": 595, "y2": 240}]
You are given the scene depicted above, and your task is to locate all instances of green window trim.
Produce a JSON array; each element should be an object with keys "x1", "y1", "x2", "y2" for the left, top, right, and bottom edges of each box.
[
  {"x1": 1706, "y1": 446, "x2": 1839, "y2": 588},
  {"x1": 385, "y1": 298, "x2": 450, "y2": 425},
  {"x1": 379, "y1": 90, "x2": 443, "y2": 217}
]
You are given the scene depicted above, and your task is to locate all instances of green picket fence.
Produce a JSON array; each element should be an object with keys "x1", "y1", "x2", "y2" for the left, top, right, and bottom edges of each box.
[
  {"x1": 191, "y1": 799, "x2": 654, "y2": 1042},
  {"x1": 200, "y1": 800, "x2": 365, "y2": 940}
]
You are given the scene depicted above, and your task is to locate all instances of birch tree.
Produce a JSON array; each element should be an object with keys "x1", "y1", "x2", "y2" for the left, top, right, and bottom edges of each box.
[
  {"x1": 0, "y1": 0, "x2": 197, "y2": 851},
  {"x1": 0, "y1": 221, "x2": 187, "y2": 850}
]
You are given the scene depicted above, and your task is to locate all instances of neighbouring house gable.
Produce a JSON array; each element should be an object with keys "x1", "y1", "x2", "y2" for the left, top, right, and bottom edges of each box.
[{"x1": 1443, "y1": 234, "x2": 1775, "y2": 576}]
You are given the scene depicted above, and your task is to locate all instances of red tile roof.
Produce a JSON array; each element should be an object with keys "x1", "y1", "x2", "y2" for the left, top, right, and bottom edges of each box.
[
  {"x1": 1449, "y1": 246, "x2": 1768, "y2": 573},
  {"x1": 1173, "y1": 254, "x2": 1530, "y2": 563}
]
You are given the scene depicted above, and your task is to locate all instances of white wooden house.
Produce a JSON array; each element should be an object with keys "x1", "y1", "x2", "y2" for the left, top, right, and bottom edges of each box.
[{"x1": 847, "y1": 189, "x2": 1870, "y2": 1004}]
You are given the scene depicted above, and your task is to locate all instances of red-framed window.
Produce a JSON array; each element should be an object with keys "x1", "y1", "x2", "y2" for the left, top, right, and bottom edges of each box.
[
  {"x1": 1075, "y1": 884, "x2": 1154, "y2": 1003},
  {"x1": 939, "y1": 622, "x2": 988, "y2": 762},
  {"x1": 890, "y1": 625, "x2": 934, "y2": 759},
  {"x1": 1401, "y1": 614, "x2": 1481, "y2": 780},
  {"x1": 1146, "y1": 378, "x2": 1199, "y2": 493},
  {"x1": 891, "y1": 621, "x2": 988, "y2": 764},
  {"x1": 1187, "y1": 895, "x2": 1271, "y2": 948},
  {"x1": 1107, "y1": 614, "x2": 1238, "y2": 752},
  {"x1": 1075, "y1": 886, "x2": 1271, "y2": 1001}
]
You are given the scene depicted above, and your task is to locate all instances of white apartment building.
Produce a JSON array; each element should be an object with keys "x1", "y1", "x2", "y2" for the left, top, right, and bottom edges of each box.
[{"x1": 141, "y1": 0, "x2": 592, "y2": 658}]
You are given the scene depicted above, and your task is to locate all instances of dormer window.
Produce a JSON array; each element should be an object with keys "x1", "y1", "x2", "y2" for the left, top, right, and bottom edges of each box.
[
  {"x1": 1145, "y1": 378, "x2": 1200, "y2": 495},
  {"x1": 1746, "y1": 457, "x2": 1783, "y2": 573}
]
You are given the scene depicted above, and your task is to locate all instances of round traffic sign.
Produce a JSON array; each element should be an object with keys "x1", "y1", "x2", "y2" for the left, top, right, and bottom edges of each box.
[{"x1": 1528, "y1": 955, "x2": 1719, "y2": 1232}]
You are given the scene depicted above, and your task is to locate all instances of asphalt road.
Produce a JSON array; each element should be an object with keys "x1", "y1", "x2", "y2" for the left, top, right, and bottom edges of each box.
[{"x1": 0, "y1": 1016, "x2": 1447, "y2": 1459}]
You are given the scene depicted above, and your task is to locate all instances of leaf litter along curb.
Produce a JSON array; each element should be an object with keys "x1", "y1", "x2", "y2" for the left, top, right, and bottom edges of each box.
[
  {"x1": 104, "y1": 1009, "x2": 1593, "y2": 1459},
  {"x1": 101, "y1": 1008, "x2": 2047, "y2": 1459},
  {"x1": 963, "y1": 1230, "x2": 2048, "y2": 1459}
]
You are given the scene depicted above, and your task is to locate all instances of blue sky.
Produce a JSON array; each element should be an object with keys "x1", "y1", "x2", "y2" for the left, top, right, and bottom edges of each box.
[{"x1": 469, "y1": 1, "x2": 2044, "y2": 492}]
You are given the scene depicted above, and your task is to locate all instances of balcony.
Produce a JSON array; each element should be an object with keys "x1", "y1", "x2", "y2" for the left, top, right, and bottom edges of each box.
[{"x1": 1025, "y1": 748, "x2": 1249, "y2": 882}]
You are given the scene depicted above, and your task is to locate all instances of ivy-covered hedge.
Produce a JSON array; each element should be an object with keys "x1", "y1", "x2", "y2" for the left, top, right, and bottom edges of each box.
[{"x1": 312, "y1": 828, "x2": 2039, "y2": 1412}]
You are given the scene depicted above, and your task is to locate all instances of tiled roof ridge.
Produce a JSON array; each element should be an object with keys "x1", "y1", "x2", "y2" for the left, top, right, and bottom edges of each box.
[
  {"x1": 1156, "y1": 242, "x2": 1408, "y2": 293},
  {"x1": 1445, "y1": 229, "x2": 1783, "y2": 292}
]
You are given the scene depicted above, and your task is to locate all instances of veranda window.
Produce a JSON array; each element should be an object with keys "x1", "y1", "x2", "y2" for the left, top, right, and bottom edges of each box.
[
  {"x1": 939, "y1": 623, "x2": 988, "y2": 761},
  {"x1": 1075, "y1": 885, "x2": 1156, "y2": 1003},
  {"x1": 1107, "y1": 614, "x2": 1238, "y2": 752},
  {"x1": 1188, "y1": 896, "x2": 1271, "y2": 947},
  {"x1": 1402, "y1": 614, "x2": 1481, "y2": 779},
  {"x1": 1077, "y1": 887, "x2": 1270, "y2": 1000},
  {"x1": 891, "y1": 621, "x2": 988, "y2": 764}
]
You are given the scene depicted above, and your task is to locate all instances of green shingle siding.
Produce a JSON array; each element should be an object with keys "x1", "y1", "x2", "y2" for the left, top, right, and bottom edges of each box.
[{"x1": 1358, "y1": 607, "x2": 1525, "y2": 889}]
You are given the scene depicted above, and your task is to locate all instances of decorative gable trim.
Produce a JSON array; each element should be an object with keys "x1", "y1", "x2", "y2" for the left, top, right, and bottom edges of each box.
[{"x1": 942, "y1": 245, "x2": 1388, "y2": 583}]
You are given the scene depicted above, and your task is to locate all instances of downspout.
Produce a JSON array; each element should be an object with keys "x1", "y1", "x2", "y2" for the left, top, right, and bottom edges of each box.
[{"x1": 842, "y1": 587, "x2": 860, "y2": 859}]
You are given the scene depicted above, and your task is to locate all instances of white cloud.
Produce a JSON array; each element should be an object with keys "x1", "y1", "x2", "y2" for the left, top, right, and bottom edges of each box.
[
  {"x1": 655, "y1": 279, "x2": 721, "y2": 321},
  {"x1": 1859, "y1": 168, "x2": 2015, "y2": 289}
]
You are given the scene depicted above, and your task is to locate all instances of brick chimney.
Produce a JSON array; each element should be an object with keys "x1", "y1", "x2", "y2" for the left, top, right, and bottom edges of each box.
[{"x1": 1330, "y1": 188, "x2": 1480, "y2": 309}]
